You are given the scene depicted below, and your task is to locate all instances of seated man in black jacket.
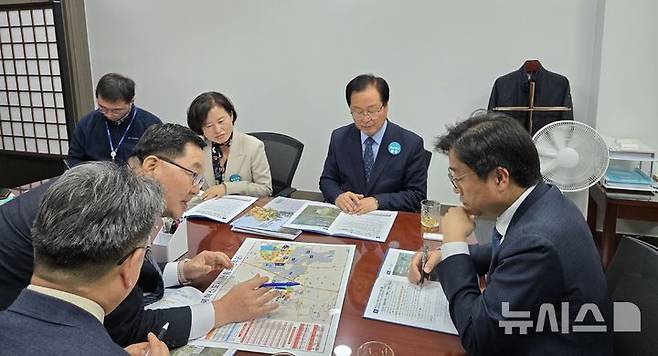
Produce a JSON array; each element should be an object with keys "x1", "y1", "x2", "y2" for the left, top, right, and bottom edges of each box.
[{"x1": 0, "y1": 123, "x2": 279, "y2": 348}]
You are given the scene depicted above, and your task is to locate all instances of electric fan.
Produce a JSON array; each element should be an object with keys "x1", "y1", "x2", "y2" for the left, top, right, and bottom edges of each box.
[{"x1": 532, "y1": 120, "x2": 609, "y2": 214}]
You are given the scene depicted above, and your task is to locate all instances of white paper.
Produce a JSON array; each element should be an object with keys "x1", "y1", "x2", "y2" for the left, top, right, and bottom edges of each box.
[
  {"x1": 191, "y1": 238, "x2": 355, "y2": 356},
  {"x1": 145, "y1": 286, "x2": 204, "y2": 310},
  {"x1": 284, "y1": 201, "x2": 397, "y2": 242},
  {"x1": 230, "y1": 197, "x2": 305, "y2": 239},
  {"x1": 363, "y1": 248, "x2": 457, "y2": 335},
  {"x1": 184, "y1": 195, "x2": 258, "y2": 223}
]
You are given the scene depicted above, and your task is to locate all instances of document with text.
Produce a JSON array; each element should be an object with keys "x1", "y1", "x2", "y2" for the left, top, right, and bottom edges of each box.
[
  {"x1": 363, "y1": 248, "x2": 457, "y2": 334},
  {"x1": 184, "y1": 195, "x2": 258, "y2": 224},
  {"x1": 283, "y1": 201, "x2": 397, "y2": 242}
]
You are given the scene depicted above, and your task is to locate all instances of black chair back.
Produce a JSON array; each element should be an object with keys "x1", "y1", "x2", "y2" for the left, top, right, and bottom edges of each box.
[
  {"x1": 248, "y1": 132, "x2": 304, "y2": 197},
  {"x1": 424, "y1": 149, "x2": 432, "y2": 170},
  {"x1": 606, "y1": 236, "x2": 658, "y2": 355}
]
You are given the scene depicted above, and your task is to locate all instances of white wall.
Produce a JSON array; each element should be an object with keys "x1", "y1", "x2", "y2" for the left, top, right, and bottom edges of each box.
[
  {"x1": 594, "y1": 0, "x2": 658, "y2": 236},
  {"x1": 84, "y1": 0, "x2": 602, "y2": 205}
]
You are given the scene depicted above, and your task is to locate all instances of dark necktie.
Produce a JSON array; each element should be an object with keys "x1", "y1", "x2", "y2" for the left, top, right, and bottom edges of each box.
[
  {"x1": 491, "y1": 227, "x2": 503, "y2": 256},
  {"x1": 364, "y1": 137, "x2": 375, "y2": 182},
  {"x1": 142, "y1": 251, "x2": 165, "y2": 306}
]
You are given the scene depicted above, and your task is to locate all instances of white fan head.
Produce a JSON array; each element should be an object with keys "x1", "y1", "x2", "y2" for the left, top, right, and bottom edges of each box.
[{"x1": 532, "y1": 120, "x2": 609, "y2": 192}]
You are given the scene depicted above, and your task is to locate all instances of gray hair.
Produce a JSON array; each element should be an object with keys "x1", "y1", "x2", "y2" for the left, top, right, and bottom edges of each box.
[{"x1": 32, "y1": 161, "x2": 164, "y2": 282}]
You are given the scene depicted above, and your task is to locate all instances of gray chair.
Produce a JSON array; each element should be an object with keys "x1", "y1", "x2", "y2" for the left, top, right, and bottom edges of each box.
[
  {"x1": 248, "y1": 132, "x2": 303, "y2": 197},
  {"x1": 606, "y1": 236, "x2": 658, "y2": 355}
]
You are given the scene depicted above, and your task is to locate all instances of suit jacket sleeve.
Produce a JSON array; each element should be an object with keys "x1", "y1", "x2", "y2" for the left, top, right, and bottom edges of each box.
[
  {"x1": 437, "y1": 233, "x2": 564, "y2": 356},
  {"x1": 224, "y1": 140, "x2": 273, "y2": 197},
  {"x1": 468, "y1": 244, "x2": 493, "y2": 276},
  {"x1": 372, "y1": 137, "x2": 427, "y2": 212},
  {"x1": 487, "y1": 79, "x2": 499, "y2": 110},
  {"x1": 66, "y1": 120, "x2": 88, "y2": 167},
  {"x1": 319, "y1": 130, "x2": 344, "y2": 203},
  {"x1": 561, "y1": 79, "x2": 574, "y2": 120},
  {"x1": 104, "y1": 285, "x2": 192, "y2": 349}
]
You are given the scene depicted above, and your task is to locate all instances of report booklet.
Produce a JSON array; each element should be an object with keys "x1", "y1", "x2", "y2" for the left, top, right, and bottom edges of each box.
[
  {"x1": 183, "y1": 195, "x2": 258, "y2": 224},
  {"x1": 230, "y1": 197, "x2": 304, "y2": 240},
  {"x1": 363, "y1": 248, "x2": 458, "y2": 335},
  {"x1": 283, "y1": 201, "x2": 397, "y2": 242}
]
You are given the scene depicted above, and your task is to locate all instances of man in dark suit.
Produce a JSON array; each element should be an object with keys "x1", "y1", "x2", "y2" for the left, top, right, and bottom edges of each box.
[
  {"x1": 0, "y1": 162, "x2": 169, "y2": 355},
  {"x1": 409, "y1": 113, "x2": 613, "y2": 355},
  {"x1": 320, "y1": 74, "x2": 427, "y2": 213},
  {"x1": 0, "y1": 124, "x2": 278, "y2": 349}
]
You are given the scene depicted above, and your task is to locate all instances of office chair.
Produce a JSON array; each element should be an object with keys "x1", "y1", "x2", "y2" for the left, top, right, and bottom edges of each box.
[
  {"x1": 424, "y1": 149, "x2": 432, "y2": 170},
  {"x1": 606, "y1": 236, "x2": 658, "y2": 355},
  {"x1": 248, "y1": 132, "x2": 304, "y2": 197}
]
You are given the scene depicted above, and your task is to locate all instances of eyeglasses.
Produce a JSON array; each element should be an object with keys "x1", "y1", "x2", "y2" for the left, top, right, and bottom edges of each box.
[
  {"x1": 448, "y1": 169, "x2": 475, "y2": 189},
  {"x1": 350, "y1": 104, "x2": 384, "y2": 119},
  {"x1": 156, "y1": 155, "x2": 205, "y2": 187},
  {"x1": 97, "y1": 105, "x2": 131, "y2": 116},
  {"x1": 117, "y1": 244, "x2": 151, "y2": 265}
]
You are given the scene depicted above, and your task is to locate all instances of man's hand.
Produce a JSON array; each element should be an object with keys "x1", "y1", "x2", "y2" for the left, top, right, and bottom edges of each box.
[
  {"x1": 335, "y1": 191, "x2": 363, "y2": 213},
  {"x1": 124, "y1": 332, "x2": 170, "y2": 356},
  {"x1": 212, "y1": 275, "x2": 280, "y2": 327},
  {"x1": 353, "y1": 197, "x2": 378, "y2": 215},
  {"x1": 202, "y1": 183, "x2": 227, "y2": 201},
  {"x1": 442, "y1": 206, "x2": 476, "y2": 243},
  {"x1": 407, "y1": 249, "x2": 442, "y2": 284},
  {"x1": 183, "y1": 250, "x2": 233, "y2": 283}
]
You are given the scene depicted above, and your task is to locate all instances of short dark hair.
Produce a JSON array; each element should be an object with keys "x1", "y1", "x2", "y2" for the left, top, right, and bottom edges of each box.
[
  {"x1": 130, "y1": 123, "x2": 206, "y2": 162},
  {"x1": 187, "y1": 92, "x2": 237, "y2": 135},
  {"x1": 95, "y1": 73, "x2": 135, "y2": 103},
  {"x1": 32, "y1": 162, "x2": 163, "y2": 282},
  {"x1": 435, "y1": 112, "x2": 542, "y2": 188},
  {"x1": 345, "y1": 74, "x2": 390, "y2": 107}
]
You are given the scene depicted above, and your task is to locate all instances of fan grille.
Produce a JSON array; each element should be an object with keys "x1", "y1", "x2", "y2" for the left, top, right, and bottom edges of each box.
[{"x1": 533, "y1": 121, "x2": 609, "y2": 192}]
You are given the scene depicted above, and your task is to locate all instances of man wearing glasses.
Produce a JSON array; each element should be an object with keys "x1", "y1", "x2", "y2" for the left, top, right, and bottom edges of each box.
[
  {"x1": 408, "y1": 113, "x2": 612, "y2": 355},
  {"x1": 320, "y1": 74, "x2": 427, "y2": 213},
  {"x1": 0, "y1": 162, "x2": 169, "y2": 355},
  {"x1": 66, "y1": 73, "x2": 162, "y2": 167},
  {"x1": 0, "y1": 124, "x2": 278, "y2": 349}
]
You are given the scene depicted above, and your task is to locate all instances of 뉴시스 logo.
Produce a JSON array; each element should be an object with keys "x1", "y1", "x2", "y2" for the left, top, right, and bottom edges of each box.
[{"x1": 499, "y1": 301, "x2": 641, "y2": 334}]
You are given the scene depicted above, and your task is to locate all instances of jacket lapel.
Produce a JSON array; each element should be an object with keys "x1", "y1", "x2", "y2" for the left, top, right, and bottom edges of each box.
[
  {"x1": 487, "y1": 182, "x2": 551, "y2": 276},
  {"x1": 347, "y1": 125, "x2": 367, "y2": 192},
  {"x1": 225, "y1": 130, "x2": 245, "y2": 178}
]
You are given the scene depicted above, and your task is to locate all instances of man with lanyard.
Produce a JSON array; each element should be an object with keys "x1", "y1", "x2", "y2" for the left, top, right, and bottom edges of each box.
[{"x1": 66, "y1": 72, "x2": 161, "y2": 167}]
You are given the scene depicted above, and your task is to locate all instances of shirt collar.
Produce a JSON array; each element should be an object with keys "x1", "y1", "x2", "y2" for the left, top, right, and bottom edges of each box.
[
  {"x1": 360, "y1": 119, "x2": 388, "y2": 145},
  {"x1": 495, "y1": 184, "x2": 537, "y2": 237},
  {"x1": 27, "y1": 285, "x2": 105, "y2": 323}
]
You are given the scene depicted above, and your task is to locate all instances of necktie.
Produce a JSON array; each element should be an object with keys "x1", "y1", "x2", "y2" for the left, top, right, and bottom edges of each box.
[
  {"x1": 142, "y1": 251, "x2": 165, "y2": 306},
  {"x1": 364, "y1": 137, "x2": 375, "y2": 182},
  {"x1": 491, "y1": 227, "x2": 503, "y2": 256}
]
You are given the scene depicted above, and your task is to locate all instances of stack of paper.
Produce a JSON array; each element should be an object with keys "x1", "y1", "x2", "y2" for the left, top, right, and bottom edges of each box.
[
  {"x1": 230, "y1": 197, "x2": 304, "y2": 240},
  {"x1": 603, "y1": 167, "x2": 654, "y2": 192}
]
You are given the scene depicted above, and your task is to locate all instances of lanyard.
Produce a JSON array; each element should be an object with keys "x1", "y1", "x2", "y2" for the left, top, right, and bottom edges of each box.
[{"x1": 105, "y1": 106, "x2": 138, "y2": 160}]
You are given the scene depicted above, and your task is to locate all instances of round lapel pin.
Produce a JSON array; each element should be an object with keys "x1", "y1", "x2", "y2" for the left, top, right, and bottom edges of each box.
[
  {"x1": 388, "y1": 141, "x2": 402, "y2": 155},
  {"x1": 229, "y1": 174, "x2": 241, "y2": 182}
]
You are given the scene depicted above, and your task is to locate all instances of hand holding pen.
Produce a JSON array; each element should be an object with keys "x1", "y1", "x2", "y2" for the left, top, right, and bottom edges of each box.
[{"x1": 144, "y1": 322, "x2": 169, "y2": 356}]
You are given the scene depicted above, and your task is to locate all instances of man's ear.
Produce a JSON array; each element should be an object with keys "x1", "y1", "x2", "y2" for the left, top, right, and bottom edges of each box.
[
  {"x1": 141, "y1": 155, "x2": 159, "y2": 175},
  {"x1": 495, "y1": 167, "x2": 511, "y2": 186},
  {"x1": 118, "y1": 248, "x2": 145, "y2": 289}
]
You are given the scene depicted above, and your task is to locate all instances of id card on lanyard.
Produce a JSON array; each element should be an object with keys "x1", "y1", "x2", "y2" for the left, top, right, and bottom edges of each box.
[{"x1": 105, "y1": 106, "x2": 138, "y2": 160}]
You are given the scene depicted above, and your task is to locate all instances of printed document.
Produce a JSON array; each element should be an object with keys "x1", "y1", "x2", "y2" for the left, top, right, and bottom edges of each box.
[
  {"x1": 363, "y1": 248, "x2": 457, "y2": 334},
  {"x1": 184, "y1": 195, "x2": 258, "y2": 223}
]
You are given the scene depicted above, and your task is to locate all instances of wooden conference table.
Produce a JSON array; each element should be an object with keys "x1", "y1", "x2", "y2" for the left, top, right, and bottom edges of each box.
[{"x1": 186, "y1": 198, "x2": 466, "y2": 356}]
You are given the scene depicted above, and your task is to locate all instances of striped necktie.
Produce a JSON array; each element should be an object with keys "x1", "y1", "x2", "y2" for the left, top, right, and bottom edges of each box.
[
  {"x1": 363, "y1": 137, "x2": 375, "y2": 182},
  {"x1": 491, "y1": 227, "x2": 503, "y2": 256}
]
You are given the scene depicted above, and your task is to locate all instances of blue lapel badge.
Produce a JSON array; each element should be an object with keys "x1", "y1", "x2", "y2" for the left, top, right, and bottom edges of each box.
[
  {"x1": 388, "y1": 141, "x2": 402, "y2": 155},
  {"x1": 229, "y1": 174, "x2": 241, "y2": 182}
]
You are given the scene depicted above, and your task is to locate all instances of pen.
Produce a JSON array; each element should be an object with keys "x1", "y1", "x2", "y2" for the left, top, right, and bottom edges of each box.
[
  {"x1": 145, "y1": 322, "x2": 168, "y2": 356},
  {"x1": 419, "y1": 245, "x2": 429, "y2": 287},
  {"x1": 260, "y1": 281, "x2": 300, "y2": 288}
]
